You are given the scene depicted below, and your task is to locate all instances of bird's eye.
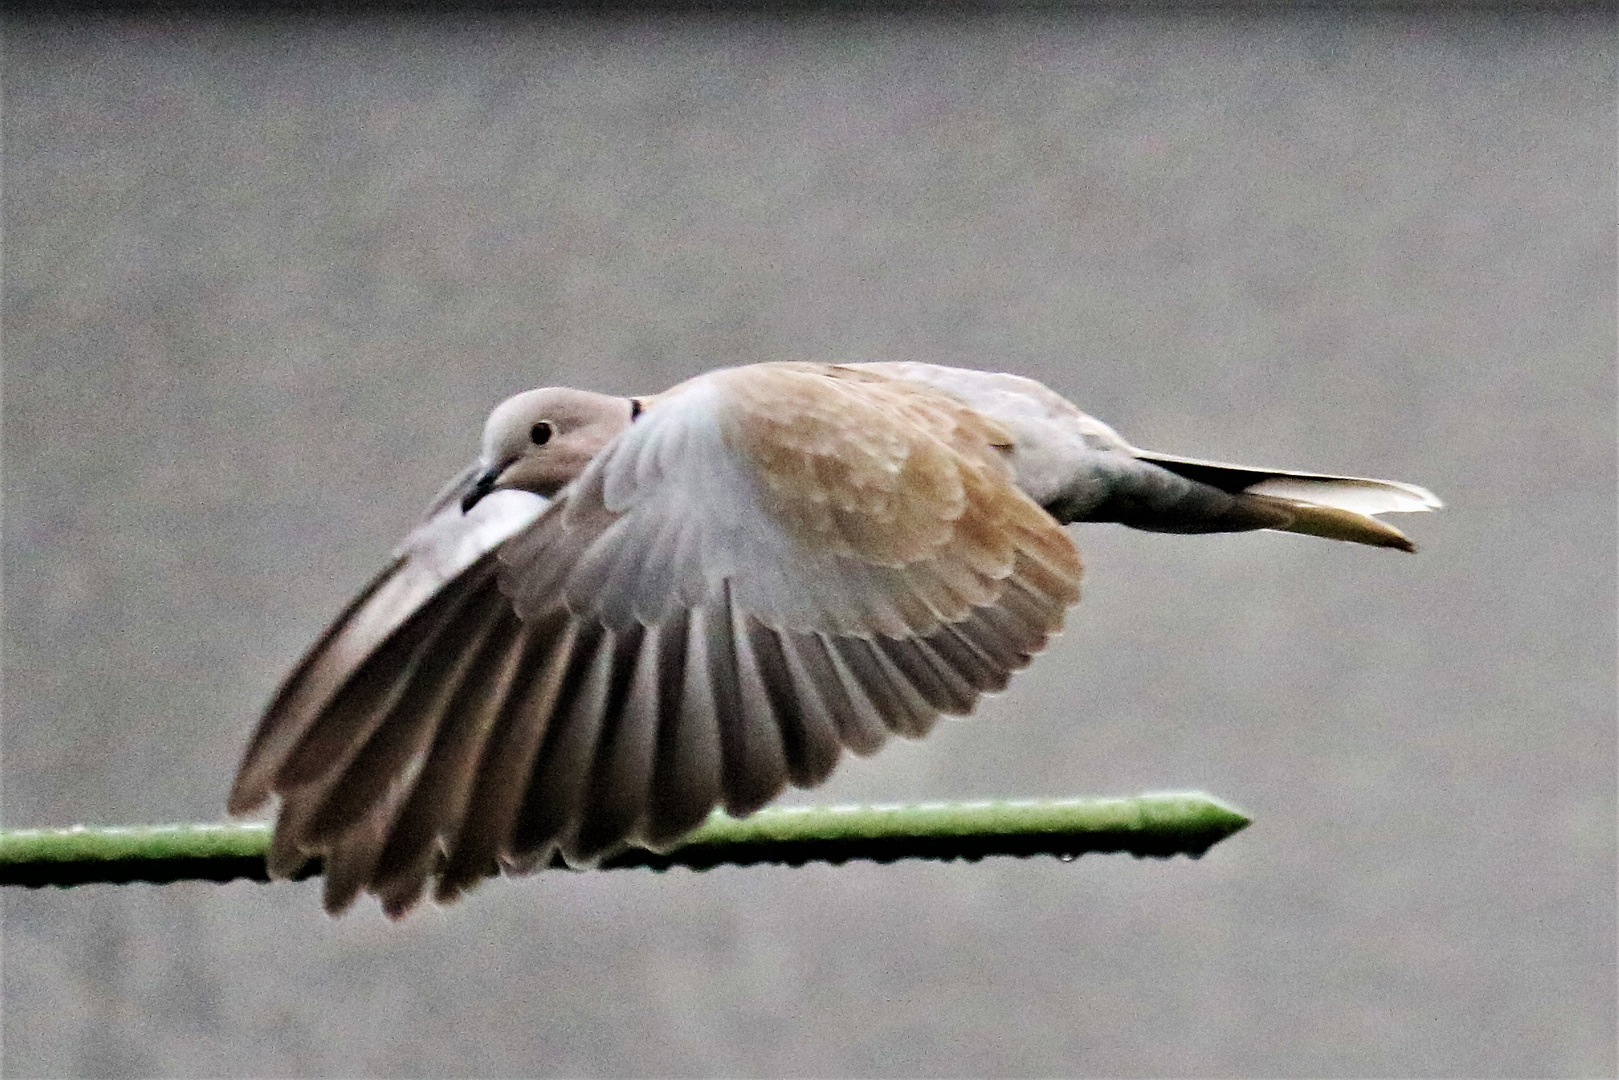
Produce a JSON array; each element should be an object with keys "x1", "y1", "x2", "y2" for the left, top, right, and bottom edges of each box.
[{"x1": 530, "y1": 421, "x2": 553, "y2": 446}]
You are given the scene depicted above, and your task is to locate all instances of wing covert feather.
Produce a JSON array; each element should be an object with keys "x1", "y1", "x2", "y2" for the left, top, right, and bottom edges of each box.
[{"x1": 241, "y1": 363, "x2": 1083, "y2": 914}]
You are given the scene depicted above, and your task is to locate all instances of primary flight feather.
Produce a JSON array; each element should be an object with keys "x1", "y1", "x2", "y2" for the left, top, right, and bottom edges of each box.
[{"x1": 230, "y1": 362, "x2": 1439, "y2": 915}]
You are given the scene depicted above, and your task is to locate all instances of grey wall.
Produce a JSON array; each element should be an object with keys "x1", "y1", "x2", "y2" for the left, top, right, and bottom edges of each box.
[{"x1": 4, "y1": 12, "x2": 1613, "y2": 1078}]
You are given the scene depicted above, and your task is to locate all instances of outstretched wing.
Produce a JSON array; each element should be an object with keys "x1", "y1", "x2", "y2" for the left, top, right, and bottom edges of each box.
[
  {"x1": 240, "y1": 364, "x2": 1082, "y2": 916},
  {"x1": 228, "y1": 474, "x2": 547, "y2": 817}
]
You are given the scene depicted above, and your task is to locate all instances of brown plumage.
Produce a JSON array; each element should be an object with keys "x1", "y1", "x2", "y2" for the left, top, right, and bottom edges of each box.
[
  {"x1": 231, "y1": 363, "x2": 1082, "y2": 915},
  {"x1": 231, "y1": 361, "x2": 1437, "y2": 916}
]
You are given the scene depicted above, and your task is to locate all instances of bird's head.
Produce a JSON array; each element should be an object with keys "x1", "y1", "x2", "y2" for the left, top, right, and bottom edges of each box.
[{"x1": 462, "y1": 387, "x2": 638, "y2": 511}]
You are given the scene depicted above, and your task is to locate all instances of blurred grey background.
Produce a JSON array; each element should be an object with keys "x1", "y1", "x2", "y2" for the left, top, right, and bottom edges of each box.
[{"x1": 4, "y1": 9, "x2": 1613, "y2": 1078}]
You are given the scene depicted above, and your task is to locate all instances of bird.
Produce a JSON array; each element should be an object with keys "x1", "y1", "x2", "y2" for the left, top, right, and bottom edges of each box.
[{"x1": 229, "y1": 361, "x2": 1440, "y2": 916}]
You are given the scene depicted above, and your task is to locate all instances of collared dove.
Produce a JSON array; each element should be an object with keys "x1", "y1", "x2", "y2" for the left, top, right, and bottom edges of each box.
[{"x1": 229, "y1": 362, "x2": 1440, "y2": 916}]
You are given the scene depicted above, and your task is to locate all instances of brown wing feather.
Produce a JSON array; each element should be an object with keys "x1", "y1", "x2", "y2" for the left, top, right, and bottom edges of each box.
[{"x1": 242, "y1": 362, "x2": 1083, "y2": 915}]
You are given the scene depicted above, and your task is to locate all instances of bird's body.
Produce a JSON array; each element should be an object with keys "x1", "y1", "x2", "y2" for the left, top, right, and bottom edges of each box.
[{"x1": 230, "y1": 362, "x2": 1439, "y2": 915}]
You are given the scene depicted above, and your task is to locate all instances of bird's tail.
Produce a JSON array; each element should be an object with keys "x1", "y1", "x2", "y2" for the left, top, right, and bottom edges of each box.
[
  {"x1": 1131, "y1": 451, "x2": 1442, "y2": 553},
  {"x1": 1227, "y1": 492, "x2": 1421, "y2": 552}
]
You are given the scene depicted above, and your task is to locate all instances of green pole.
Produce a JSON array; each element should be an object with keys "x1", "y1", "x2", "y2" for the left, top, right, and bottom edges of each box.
[{"x1": 0, "y1": 792, "x2": 1250, "y2": 889}]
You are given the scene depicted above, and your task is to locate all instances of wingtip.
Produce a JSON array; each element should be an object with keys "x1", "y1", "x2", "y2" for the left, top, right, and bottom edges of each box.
[
  {"x1": 321, "y1": 874, "x2": 363, "y2": 917},
  {"x1": 224, "y1": 777, "x2": 269, "y2": 818}
]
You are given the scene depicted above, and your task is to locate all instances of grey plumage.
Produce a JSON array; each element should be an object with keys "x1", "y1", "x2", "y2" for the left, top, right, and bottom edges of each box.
[{"x1": 230, "y1": 362, "x2": 1437, "y2": 915}]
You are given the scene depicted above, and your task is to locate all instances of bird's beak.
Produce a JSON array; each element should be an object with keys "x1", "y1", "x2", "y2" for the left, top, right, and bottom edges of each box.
[{"x1": 461, "y1": 466, "x2": 502, "y2": 513}]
